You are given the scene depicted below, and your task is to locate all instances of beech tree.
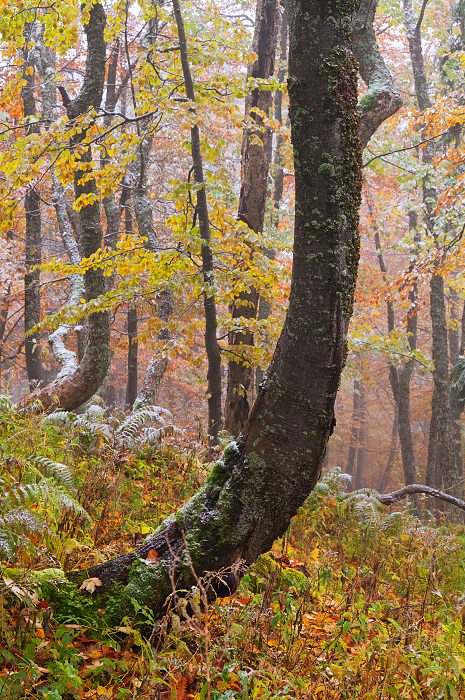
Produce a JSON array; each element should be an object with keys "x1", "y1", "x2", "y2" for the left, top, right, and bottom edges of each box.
[
  {"x1": 402, "y1": 0, "x2": 462, "y2": 501},
  {"x1": 24, "y1": 4, "x2": 110, "y2": 411},
  {"x1": 224, "y1": 0, "x2": 279, "y2": 436},
  {"x1": 62, "y1": 0, "x2": 400, "y2": 622},
  {"x1": 22, "y1": 23, "x2": 45, "y2": 389}
]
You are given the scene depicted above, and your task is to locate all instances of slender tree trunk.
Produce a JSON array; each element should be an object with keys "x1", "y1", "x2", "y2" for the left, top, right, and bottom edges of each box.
[
  {"x1": 256, "y1": 8, "x2": 288, "y2": 390},
  {"x1": 34, "y1": 33, "x2": 84, "y2": 380},
  {"x1": 347, "y1": 377, "x2": 361, "y2": 482},
  {"x1": 125, "y1": 207, "x2": 138, "y2": 409},
  {"x1": 126, "y1": 307, "x2": 138, "y2": 409},
  {"x1": 132, "y1": 135, "x2": 174, "y2": 406},
  {"x1": 102, "y1": 38, "x2": 122, "y2": 253},
  {"x1": 0, "y1": 282, "x2": 11, "y2": 378},
  {"x1": 22, "y1": 26, "x2": 44, "y2": 389},
  {"x1": 224, "y1": 0, "x2": 279, "y2": 436},
  {"x1": 403, "y1": 0, "x2": 462, "y2": 502},
  {"x1": 378, "y1": 411, "x2": 399, "y2": 492},
  {"x1": 138, "y1": 293, "x2": 173, "y2": 406},
  {"x1": 26, "y1": 4, "x2": 110, "y2": 411},
  {"x1": 172, "y1": 0, "x2": 222, "y2": 448},
  {"x1": 372, "y1": 203, "x2": 418, "y2": 490},
  {"x1": 353, "y1": 380, "x2": 367, "y2": 489}
]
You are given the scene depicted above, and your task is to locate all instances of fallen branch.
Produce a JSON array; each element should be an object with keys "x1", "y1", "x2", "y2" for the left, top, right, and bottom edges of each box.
[{"x1": 375, "y1": 483, "x2": 465, "y2": 512}]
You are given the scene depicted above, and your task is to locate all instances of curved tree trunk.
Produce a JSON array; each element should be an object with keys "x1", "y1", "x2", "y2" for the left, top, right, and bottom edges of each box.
[
  {"x1": 25, "y1": 4, "x2": 110, "y2": 411},
  {"x1": 66, "y1": 0, "x2": 403, "y2": 625},
  {"x1": 34, "y1": 32, "x2": 84, "y2": 380}
]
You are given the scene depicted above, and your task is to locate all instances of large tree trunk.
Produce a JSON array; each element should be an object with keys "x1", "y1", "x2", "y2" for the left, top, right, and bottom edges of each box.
[
  {"x1": 74, "y1": 0, "x2": 362, "y2": 616},
  {"x1": 224, "y1": 0, "x2": 279, "y2": 436},
  {"x1": 25, "y1": 4, "x2": 110, "y2": 411},
  {"x1": 65, "y1": 0, "x2": 400, "y2": 624},
  {"x1": 22, "y1": 26, "x2": 44, "y2": 389}
]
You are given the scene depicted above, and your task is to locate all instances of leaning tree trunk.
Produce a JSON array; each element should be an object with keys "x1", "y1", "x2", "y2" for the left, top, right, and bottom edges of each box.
[
  {"x1": 224, "y1": 0, "x2": 279, "y2": 436},
  {"x1": 22, "y1": 24, "x2": 44, "y2": 389},
  {"x1": 63, "y1": 0, "x2": 401, "y2": 625},
  {"x1": 25, "y1": 4, "x2": 110, "y2": 411}
]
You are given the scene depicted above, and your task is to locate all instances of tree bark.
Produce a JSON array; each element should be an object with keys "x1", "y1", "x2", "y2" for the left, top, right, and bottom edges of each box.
[
  {"x1": 64, "y1": 0, "x2": 400, "y2": 625},
  {"x1": 172, "y1": 0, "x2": 222, "y2": 449},
  {"x1": 124, "y1": 207, "x2": 139, "y2": 409},
  {"x1": 34, "y1": 32, "x2": 85, "y2": 380},
  {"x1": 378, "y1": 410, "x2": 399, "y2": 492},
  {"x1": 22, "y1": 25, "x2": 44, "y2": 389},
  {"x1": 256, "y1": 8, "x2": 288, "y2": 391},
  {"x1": 224, "y1": 0, "x2": 279, "y2": 436},
  {"x1": 132, "y1": 136, "x2": 174, "y2": 406},
  {"x1": 72, "y1": 0, "x2": 363, "y2": 617},
  {"x1": 402, "y1": 0, "x2": 462, "y2": 502},
  {"x1": 354, "y1": 0, "x2": 402, "y2": 147},
  {"x1": 25, "y1": 4, "x2": 110, "y2": 411},
  {"x1": 347, "y1": 377, "x2": 361, "y2": 482},
  {"x1": 372, "y1": 204, "x2": 418, "y2": 492}
]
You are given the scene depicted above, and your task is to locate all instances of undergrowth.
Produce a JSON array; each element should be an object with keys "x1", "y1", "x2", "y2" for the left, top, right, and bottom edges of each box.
[{"x1": 1, "y1": 403, "x2": 465, "y2": 698}]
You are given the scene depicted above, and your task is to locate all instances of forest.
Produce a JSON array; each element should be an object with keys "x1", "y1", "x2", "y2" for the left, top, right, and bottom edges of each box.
[{"x1": 2, "y1": 0, "x2": 465, "y2": 697}]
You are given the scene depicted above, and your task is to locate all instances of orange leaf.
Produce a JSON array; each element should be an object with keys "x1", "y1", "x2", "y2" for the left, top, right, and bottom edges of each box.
[{"x1": 145, "y1": 549, "x2": 159, "y2": 563}]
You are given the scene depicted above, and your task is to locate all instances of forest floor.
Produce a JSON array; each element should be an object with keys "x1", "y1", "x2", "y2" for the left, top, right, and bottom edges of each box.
[{"x1": 1, "y1": 401, "x2": 465, "y2": 699}]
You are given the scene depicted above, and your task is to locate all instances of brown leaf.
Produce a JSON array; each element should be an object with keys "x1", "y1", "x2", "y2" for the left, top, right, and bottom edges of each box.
[{"x1": 79, "y1": 577, "x2": 102, "y2": 594}]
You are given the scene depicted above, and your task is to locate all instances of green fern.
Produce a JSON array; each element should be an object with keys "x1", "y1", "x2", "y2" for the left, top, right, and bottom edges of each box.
[
  {"x1": 0, "y1": 453, "x2": 90, "y2": 565},
  {"x1": 45, "y1": 401, "x2": 178, "y2": 454}
]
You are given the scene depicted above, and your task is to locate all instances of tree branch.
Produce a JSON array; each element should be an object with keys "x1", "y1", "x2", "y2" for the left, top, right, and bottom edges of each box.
[
  {"x1": 375, "y1": 483, "x2": 465, "y2": 511},
  {"x1": 354, "y1": 0, "x2": 402, "y2": 148}
]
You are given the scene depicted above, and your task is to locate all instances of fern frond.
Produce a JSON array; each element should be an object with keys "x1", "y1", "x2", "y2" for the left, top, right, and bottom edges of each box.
[
  {"x1": 33, "y1": 456, "x2": 76, "y2": 490},
  {"x1": 73, "y1": 417, "x2": 112, "y2": 439},
  {"x1": 42, "y1": 411, "x2": 76, "y2": 425}
]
